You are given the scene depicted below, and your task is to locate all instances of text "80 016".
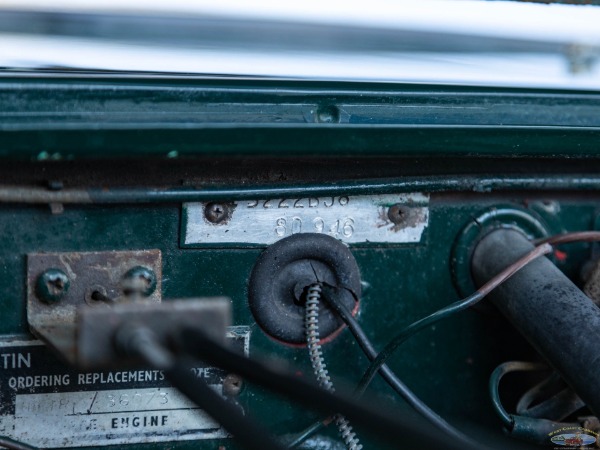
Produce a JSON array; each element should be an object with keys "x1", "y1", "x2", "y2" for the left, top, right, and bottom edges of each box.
[{"x1": 275, "y1": 216, "x2": 355, "y2": 238}]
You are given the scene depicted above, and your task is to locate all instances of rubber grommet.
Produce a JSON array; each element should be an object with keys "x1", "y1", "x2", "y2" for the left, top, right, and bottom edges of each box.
[{"x1": 248, "y1": 233, "x2": 361, "y2": 345}]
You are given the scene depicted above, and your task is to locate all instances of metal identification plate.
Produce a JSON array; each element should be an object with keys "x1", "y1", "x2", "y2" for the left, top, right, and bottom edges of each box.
[
  {"x1": 182, "y1": 193, "x2": 429, "y2": 246},
  {"x1": 0, "y1": 327, "x2": 249, "y2": 448}
]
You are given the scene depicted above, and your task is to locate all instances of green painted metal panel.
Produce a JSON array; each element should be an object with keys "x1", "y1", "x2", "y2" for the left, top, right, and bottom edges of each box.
[
  {"x1": 2, "y1": 75, "x2": 600, "y2": 160},
  {"x1": 0, "y1": 194, "x2": 594, "y2": 448},
  {"x1": 1, "y1": 75, "x2": 600, "y2": 449}
]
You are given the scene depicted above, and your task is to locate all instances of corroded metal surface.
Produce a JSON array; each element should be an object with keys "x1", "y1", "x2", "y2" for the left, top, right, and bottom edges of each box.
[{"x1": 26, "y1": 250, "x2": 162, "y2": 364}]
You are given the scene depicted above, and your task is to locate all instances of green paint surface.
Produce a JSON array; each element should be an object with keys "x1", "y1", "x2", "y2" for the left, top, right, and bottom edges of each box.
[
  {"x1": 0, "y1": 75, "x2": 599, "y2": 449},
  {"x1": 0, "y1": 194, "x2": 593, "y2": 449}
]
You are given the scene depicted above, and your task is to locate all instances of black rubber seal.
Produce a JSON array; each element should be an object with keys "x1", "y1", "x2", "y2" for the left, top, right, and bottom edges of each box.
[{"x1": 248, "y1": 233, "x2": 361, "y2": 345}]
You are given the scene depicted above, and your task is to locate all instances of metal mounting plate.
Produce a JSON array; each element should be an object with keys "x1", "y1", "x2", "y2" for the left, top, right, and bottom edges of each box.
[
  {"x1": 26, "y1": 250, "x2": 162, "y2": 364},
  {"x1": 182, "y1": 193, "x2": 429, "y2": 247}
]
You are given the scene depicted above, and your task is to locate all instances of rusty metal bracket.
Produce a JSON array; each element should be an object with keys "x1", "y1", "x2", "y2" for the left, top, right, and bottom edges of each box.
[{"x1": 26, "y1": 249, "x2": 162, "y2": 364}]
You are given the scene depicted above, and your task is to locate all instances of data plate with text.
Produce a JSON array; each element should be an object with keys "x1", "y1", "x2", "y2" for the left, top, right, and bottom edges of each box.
[
  {"x1": 182, "y1": 193, "x2": 429, "y2": 246},
  {"x1": 0, "y1": 327, "x2": 249, "y2": 447}
]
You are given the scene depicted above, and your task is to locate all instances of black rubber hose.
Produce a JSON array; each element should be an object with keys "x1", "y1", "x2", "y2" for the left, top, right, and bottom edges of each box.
[{"x1": 472, "y1": 228, "x2": 600, "y2": 417}]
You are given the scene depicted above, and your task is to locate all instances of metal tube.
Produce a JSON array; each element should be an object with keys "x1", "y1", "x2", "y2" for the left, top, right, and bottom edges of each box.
[
  {"x1": 3, "y1": 175, "x2": 600, "y2": 205},
  {"x1": 471, "y1": 228, "x2": 600, "y2": 417}
]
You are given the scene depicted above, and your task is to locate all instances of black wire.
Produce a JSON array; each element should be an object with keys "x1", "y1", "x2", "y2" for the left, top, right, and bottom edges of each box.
[
  {"x1": 175, "y1": 326, "x2": 477, "y2": 450},
  {"x1": 117, "y1": 325, "x2": 287, "y2": 450},
  {"x1": 285, "y1": 420, "x2": 325, "y2": 448},
  {"x1": 320, "y1": 285, "x2": 480, "y2": 448},
  {"x1": 357, "y1": 243, "x2": 551, "y2": 397},
  {"x1": 165, "y1": 358, "x2": 288, "y2": 450},
  {"x1": 0, "y1": 437, "x2": 38, "y2": 450}
]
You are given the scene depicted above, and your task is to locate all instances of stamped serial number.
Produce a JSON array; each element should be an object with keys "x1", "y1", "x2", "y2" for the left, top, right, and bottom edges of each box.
[
  {"x1": 246, "y1": 196, "x2": 349, "y2": 209},
  {"x1": 106, "y1": 391, "x2": 169, "y2": 409},
  {"x1": 274, "y1": 216, "x2": 355, "y2": 238},
  {"x1": 183, "y1": 193, "x2": 430, "y2": 245}
]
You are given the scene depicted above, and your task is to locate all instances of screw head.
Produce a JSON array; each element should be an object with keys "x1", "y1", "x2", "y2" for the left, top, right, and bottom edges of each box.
[
  {"x1": 121, "y1": 266, "x2": 157, "y2": 297},
  {"x1": 205, "y1": 202, "x2": 229, "y2": 224},
  {"x1": 223, "y1": 374, "x2": 243, "y2": 396},
  {"x1": 36, "y1": 269, "x2": 70, "y2": 304},
  {"x1": 316, "y1": 105, "x2": 340, "y2": 123},
  {"x1": 388, "y1": 204, "x2": 410, "y2": 225}
]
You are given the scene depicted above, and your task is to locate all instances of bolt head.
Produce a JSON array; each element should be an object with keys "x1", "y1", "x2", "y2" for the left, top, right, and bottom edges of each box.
[
  {"x1": 388, "y1": 204, "x2": 409, "y2": 225},
  {"x1": 121, "y1": 266, "x2": 157, "y2": 297},
  {"x1": 223, "y1": 374, "x2": 243, "y2": 396},
  {"x1": 36, "y1": 269, "x2": 70, "y2": 304}
]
